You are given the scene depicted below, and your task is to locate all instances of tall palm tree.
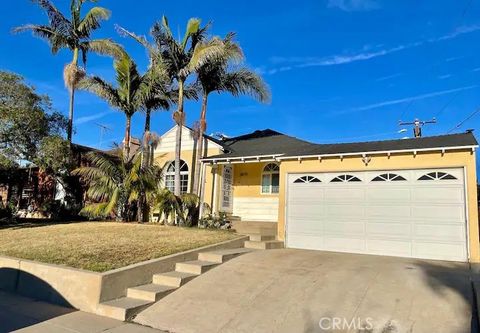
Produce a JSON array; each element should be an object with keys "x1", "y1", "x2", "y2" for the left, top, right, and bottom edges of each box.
[
  {"x1": 14, "y1": 0, "x2": 123, "y2": 142},
  {"x1": 79, "y1": 50, "x2": 155, "y2": 160},
  {"x1": 192, "y1": 33, "x2": 271, "y2": 194},
  {"x1": 120, "y1": 17, "x2": 227, "y2": 196}
]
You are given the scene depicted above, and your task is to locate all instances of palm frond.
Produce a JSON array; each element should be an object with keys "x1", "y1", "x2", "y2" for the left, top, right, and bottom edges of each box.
[
  {"x1": 13, "y1": 24, "x2": 70, "y2": 53},
  {"x1": 78, "y1": 76, "x2": 122, "y2": 109},
  {"x1": 116, "y1": 25, "x2": 157, "y2": 59},
  {"x1": 181, "y1": 18, "x2": 201, "y2": 50},
  {"x1": 186, "y1": 39, "x2": 225, "y2": 76},
  {"x1": 77, "y1": 6, "x2": 111, "y2": 37},
  {"x1": 221, "y1": 68, "x2": 271, "y2": 103},
  {"x1": 84, "y1": 39, "x2": 126, "y2": 60},
  {"x1": 33, "y1": 0, "x2": 71, "y2": 34}
]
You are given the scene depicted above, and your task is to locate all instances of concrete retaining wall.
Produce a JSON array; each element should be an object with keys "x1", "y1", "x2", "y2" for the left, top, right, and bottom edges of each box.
[{"x1": 0, "y1": 235, "x2": 247, "y2": 313}]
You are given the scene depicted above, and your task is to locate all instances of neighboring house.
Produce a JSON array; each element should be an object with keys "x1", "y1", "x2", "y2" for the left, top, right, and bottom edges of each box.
[{"x1": 154, "y1": 125, "x2": 480, "y2": 263}]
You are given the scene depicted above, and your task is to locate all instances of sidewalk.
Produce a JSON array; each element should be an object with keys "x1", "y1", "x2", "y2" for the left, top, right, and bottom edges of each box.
[{"x1": 0, "y1": 291, "x2": 163, "y2": 333}]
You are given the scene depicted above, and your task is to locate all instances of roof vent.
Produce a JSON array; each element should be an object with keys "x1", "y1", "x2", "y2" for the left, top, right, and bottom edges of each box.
[{"x1": 466, "y1": 129, "x2": 474, "y2": 133}]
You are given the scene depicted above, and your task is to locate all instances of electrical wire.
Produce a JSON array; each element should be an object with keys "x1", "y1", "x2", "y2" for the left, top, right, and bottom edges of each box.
[{"x1": 447, "y1": 107, "x2": 480, "y2": 133}]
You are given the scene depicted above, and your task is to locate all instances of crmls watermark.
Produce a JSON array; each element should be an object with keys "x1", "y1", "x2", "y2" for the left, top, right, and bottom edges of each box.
[{"x1": 318, "y1": 317, "x2": 374, "y2": 331}]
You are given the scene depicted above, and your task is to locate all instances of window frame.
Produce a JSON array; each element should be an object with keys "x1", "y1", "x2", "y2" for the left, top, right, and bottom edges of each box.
[
  {"x1": 371, "y1": 173, "x2": 407, "y2": 182},
  {"x1": 261, "y1": 163, "x2": 280, "y2": 194},
  {"x1": 164, "y1": 160, "x2": 189, "y2": 194},
  {"x1": 330, "y1": 174, "x2": 362, "y2": 183},
  {"x1": 417, "y1": 171, "x2": 457, "y2": 181}
]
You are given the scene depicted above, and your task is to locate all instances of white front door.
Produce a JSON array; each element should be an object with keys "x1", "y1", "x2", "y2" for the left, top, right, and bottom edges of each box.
[{"x1": 286, "y1": 168, "x2": 468, "y2": 262}]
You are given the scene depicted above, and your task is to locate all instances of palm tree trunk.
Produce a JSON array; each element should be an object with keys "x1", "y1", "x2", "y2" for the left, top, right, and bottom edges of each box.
[
  {"x1": 124, "y1": 115, "x2": 132, "y2": 160},
  {"x1": 174, "y1": 80, "x2": 185, "y2": 196},
  {"x1": 66, "y1": 48, "x2": 79, "y2": 143},
  {"x1": 144, "y1": 109, "x2": 151, "y2": 133},
  {"x1": 67, "y1": 87, "x2": 75, "y2": 142},
  {"x1": 193, "y1": 93, "x2": 208, "y2": 195}
]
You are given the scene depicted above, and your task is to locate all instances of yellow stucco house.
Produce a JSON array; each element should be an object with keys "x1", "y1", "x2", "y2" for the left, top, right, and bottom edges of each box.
[{"x1": 155, "y1": 125, "x2": 480, "y2": 263}]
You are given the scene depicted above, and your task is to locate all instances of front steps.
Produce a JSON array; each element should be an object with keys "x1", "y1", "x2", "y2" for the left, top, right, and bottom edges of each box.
[
  {"x1": 96, "y1": 247, "x2": 253, "y2": 321},
  {"x1": 96, "y1": 235, "x2": 284, "y2": 322}
]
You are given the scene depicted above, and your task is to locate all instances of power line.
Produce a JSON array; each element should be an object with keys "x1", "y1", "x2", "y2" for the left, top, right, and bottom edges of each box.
[
  {"x1": 447, "y1": 107, "x2": 480, "y2": 133},
  {"x1": 434, "y1": 91, "x2": 460, "y2": 119}
]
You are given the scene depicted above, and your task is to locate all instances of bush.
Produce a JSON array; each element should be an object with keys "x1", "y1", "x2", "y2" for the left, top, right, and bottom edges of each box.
[
  {"x1": 198, "y1": 211, "x2": 232, "y2": 230},
  {"x1": 0, "y1": 201, "x2": 14, "y2": 224}
]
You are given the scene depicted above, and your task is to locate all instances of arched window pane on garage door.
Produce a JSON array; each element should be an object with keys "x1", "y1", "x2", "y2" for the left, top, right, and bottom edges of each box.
[
  {"x1": 330, "y1": 174, "x2": 362, "y2": 182},
  {"x1": 371, "y1": 173, "x2": 407, "y2": 182},
  {"x1": 418, "y1": 172, "x2": 457, "y2": 181},
  {"x1": 293, "y1": 176, "x2": 321, "y2": 183}
]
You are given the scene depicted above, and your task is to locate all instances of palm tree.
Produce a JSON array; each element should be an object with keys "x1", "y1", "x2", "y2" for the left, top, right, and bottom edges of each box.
[
  {"x1": 79, "y1": 50, "x2": 158, "y2": 160},
  {"x1": 120, "y1": 17, "x2": 227, "y2": 196},
  {"x1": 192, "y1": 33, "x2": 271, "y2": 194},
  {"x1": 73, "y1": 149, "x2": 159, "y2": 221},
  {"x1": 14, "y1": 0, "x2": 123, "y2": 142}
]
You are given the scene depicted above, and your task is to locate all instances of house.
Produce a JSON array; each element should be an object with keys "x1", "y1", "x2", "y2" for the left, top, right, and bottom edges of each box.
[{"x1": 154, "y1": 125, "x2": 479, "y2": 263}]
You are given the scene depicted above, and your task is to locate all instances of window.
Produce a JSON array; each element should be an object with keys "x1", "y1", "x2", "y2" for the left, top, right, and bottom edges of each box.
[
  {"x1": 261, "y1": 163, "x2": 280, "y2": 194},
  {"x1": 330, "y1": 174, "x2": 362, "y2": 182},
  {"x1": 371, "y1": 173, "x2": 406, "y2": 182},
  {"x1": 418, "y1": 172, "x2": 457, "y2": 181},
  {"x1": 164, "y1": 160, "x2": 189, "y2": 194},
  {"x1": 293, "y1": 176, "x2": 321, "y2": 183}
]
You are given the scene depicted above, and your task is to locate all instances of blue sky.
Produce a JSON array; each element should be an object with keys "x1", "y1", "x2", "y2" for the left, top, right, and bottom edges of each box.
[{"x1": 2, "y1": 0, "x2": 480, "y2": 149}]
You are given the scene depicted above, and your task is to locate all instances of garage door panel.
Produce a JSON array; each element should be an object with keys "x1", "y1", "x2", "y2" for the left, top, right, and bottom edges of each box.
[
  {"x1": 326, "y1": 204, "x2": 365, "y2": 217},
  {"x1": 366, "y1": 205, "x2": 412, "y2": 218},
  {"x1": 414, "y1": 224, "x2": 466, "y2": 242},
  {"x1": 367, "y1": 222, "x2": 411, "y2": 238},
  {"x1": 323, "y1": 237, "x2": 366, "y2": 252},
  {"x1": 324, "y1": 188, "x2": 365, "y2": 201},
  {"x1": 286, "y1": 168, "x2": 467, "y2": 262},
  {"x1": 412, "y1": 187, "x2": 464, "y2": 203},
  {"x1": 412, "y1": 205, "x2": 465, "y2": 221},
  {"x1": 288, "y1": 187, "x2": 325, "y2": 201},
  {"x1": 367, "y1": 239, "x2": 411, "y2": 256},
  {"x1": 366, "y1": 188, "x2": 411, "y2": 201},
  {"x1": 413, "y1": 242, "x2": 466, "y2": 262},
  {"x1": 288, "y1": 204, "x2": 324, "y2": 218},
  {"x1": 287, "y1": 219, "x2": 323, "y2": 233},
  {"x1": 324, "y1": 221, "x2": 365, "y2": 235}
]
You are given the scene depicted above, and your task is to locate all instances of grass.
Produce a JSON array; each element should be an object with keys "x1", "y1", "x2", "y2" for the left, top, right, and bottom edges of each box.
[{"x1": 0, "y1": 222, "x2": 238, "y2": 272}]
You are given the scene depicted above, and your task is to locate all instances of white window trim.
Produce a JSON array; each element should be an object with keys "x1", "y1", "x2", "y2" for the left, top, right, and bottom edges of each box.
[
  {"x1": 261, "y1": 163, "x2": 280, "y2": 195},
  {"x1": 164, "y1": 160, "x2": 189, "y2": 194}
]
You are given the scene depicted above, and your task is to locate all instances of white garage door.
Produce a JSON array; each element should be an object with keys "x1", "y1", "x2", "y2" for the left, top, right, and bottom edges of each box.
[{"x1": 286, "y1": 168, "x2": 468, "y2": 262}]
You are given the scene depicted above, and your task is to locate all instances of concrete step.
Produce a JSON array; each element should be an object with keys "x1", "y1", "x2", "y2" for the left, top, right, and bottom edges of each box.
[
  {"x1": 175, "y1": 260, "x2": 219, "y2": 275},
  {"x1": 96, "y1": 297, "x2": 152, "y2": 321},
  {"x1": 152, "y1": 271, "x2": 197, "y2": 287},
  {"x1": 248, "y1": 234, "x2": 276, "y2": 242},
  {"x1": 127, "y1": 283, "x2": 177, "y2": 302},
  {"x1": 244, "y1": 240, "x2": 284, "y2": 250},
  {"x1": 198, "y1": 248, "x2": 253, "y2": 263}
]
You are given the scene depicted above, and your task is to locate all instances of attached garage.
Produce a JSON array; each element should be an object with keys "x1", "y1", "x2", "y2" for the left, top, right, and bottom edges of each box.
[{"x1": 286, "y1": 168, "x2": 468, "y2": 262}]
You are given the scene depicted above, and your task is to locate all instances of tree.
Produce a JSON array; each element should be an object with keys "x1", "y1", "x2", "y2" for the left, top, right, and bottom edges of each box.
[
  {"x1": 14, "y1": 0, "x2": 124, "y2": 142},
  {"x1": 73, "y1": 149, "x2": 160, "y2": 221},
  {"x1": 79, "y1": 50, "x2": 156, "y2": 160},
  {"x1": 124, "y1": 17, "x2": 226, "y2": 195},
  {"x1": 0, "y1": 71, "x2": 68, "y2": 167},
  {"x1": 192, "y1": 33, "x2": 271, "y2": 194}
]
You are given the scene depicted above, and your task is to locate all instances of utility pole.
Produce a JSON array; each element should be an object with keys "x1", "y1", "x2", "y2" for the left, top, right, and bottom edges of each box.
[
  {"x1": 95, "y1": 123, "x2": 112, "y2": 148},
  {"x1": 399, "y1": 118, "x2": 436, "y2": 138}
]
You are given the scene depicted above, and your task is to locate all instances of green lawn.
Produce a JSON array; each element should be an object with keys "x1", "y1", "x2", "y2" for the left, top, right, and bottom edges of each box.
[{"x1": 0, "y1": 222, "x2": 238, "y2": 272}]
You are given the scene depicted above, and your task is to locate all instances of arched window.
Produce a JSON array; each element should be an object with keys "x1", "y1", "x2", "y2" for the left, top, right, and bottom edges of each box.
[
  {"x1": 418, "y1": 172, "x2": 457, "y2": 181},
  {"x1": 261, "y1": 163, "x2": 280, "y2": 194},
  {"x1": 371, "y1": 173, "x2": 407, "y2": 182},
  {"x1": 164, "y1": 160, "x2": 189, "y2": 193},
  {"x1": 330, "y1": 174, "x2": 362, "y2": 183},
  {"x1": 293, "y1": 176, "x2": 321, "y2": 183}
]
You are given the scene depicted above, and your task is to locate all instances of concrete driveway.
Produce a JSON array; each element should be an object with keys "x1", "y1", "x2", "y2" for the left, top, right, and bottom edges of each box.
[{"x1": 135, "y1": 249, "x2": 475, "y2": 333}]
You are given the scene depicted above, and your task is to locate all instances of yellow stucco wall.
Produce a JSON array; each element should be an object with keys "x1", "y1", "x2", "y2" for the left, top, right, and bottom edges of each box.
[
  {"x1": 277, "y1": 149, "x2": 480, "y2": 262},
  {"x1": 233, "y1": 163, "x2": 279, "y2": 198}
]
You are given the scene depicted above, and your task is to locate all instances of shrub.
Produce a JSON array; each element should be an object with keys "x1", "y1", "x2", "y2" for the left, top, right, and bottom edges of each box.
[{"x1": 199, "y1": 211, "x2": 232, "y2": 230}]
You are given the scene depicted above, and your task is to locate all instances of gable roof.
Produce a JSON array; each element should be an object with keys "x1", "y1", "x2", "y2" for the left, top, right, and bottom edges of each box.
[{"x1": 203, "y1": 130, "x2": 478, "y2": 162}]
